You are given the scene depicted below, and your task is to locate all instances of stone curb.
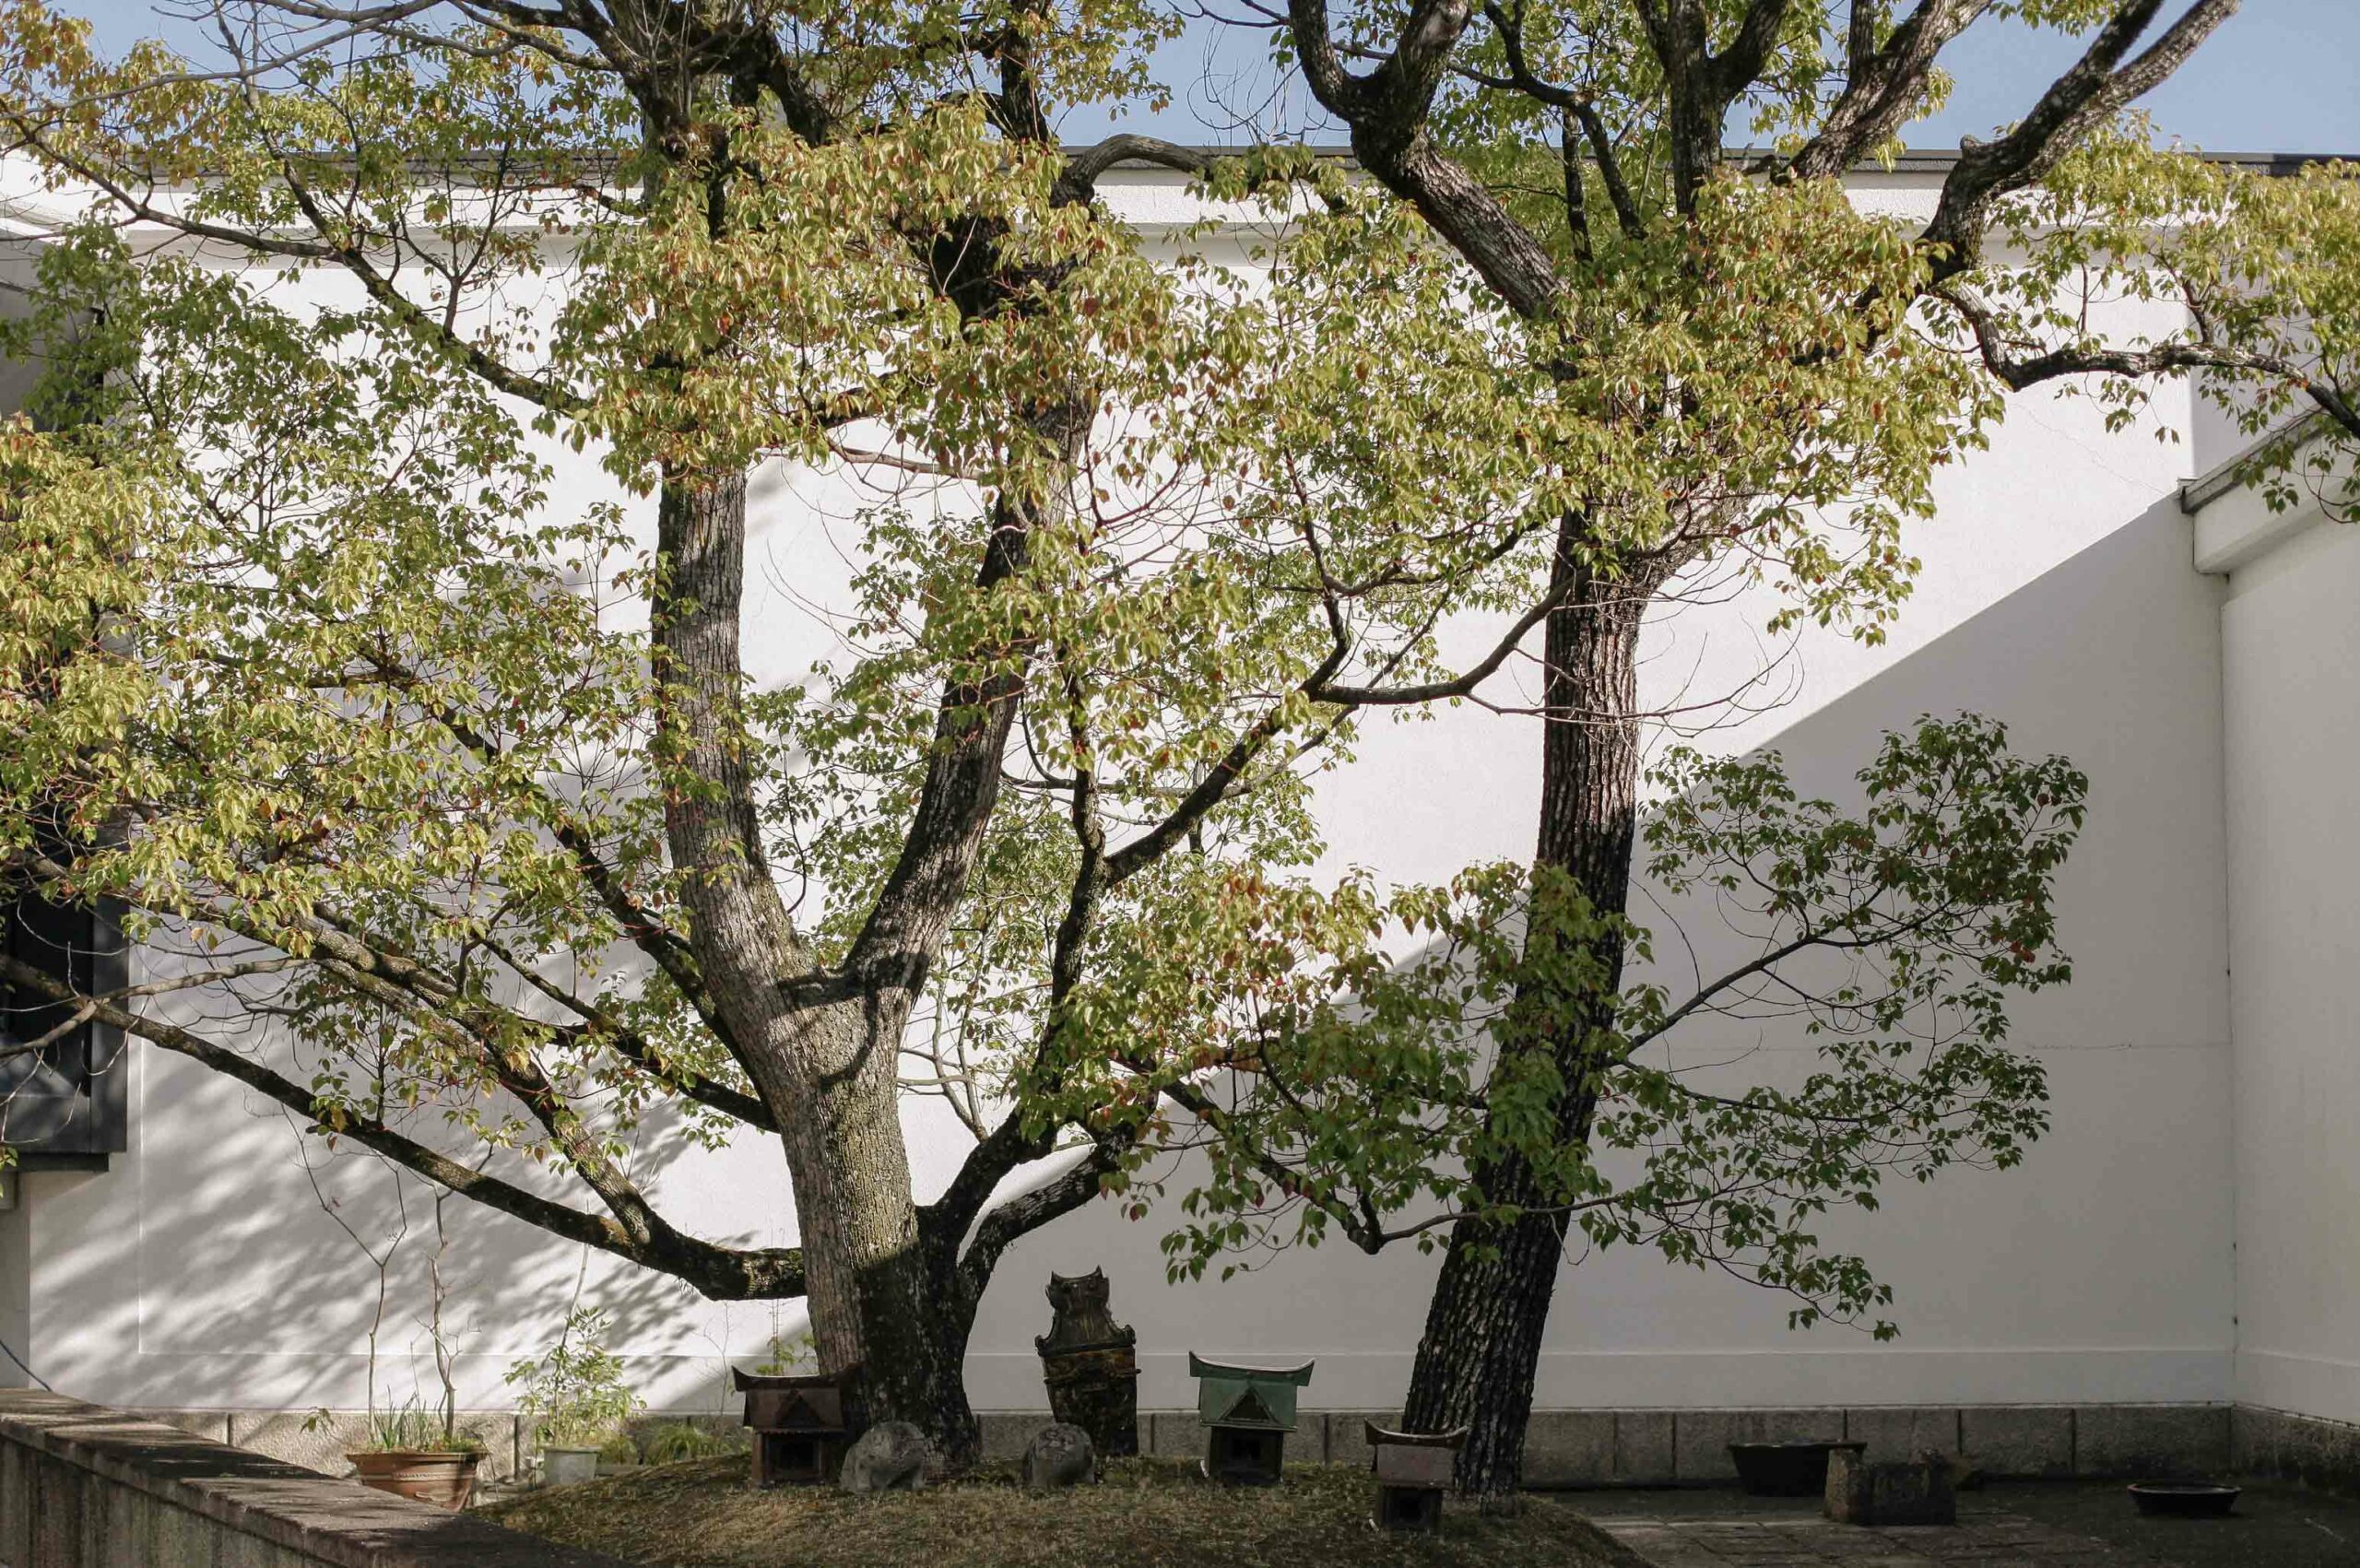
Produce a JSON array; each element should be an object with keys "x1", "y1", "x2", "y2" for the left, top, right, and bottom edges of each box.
[{"x1": 0, "y1": 1389, "x2": 631, "y2": 1567}]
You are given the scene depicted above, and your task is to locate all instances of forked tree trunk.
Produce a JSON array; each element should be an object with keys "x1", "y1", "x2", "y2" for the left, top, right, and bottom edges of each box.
[
  {"x1": 654, "y1": 472, "x2": 991, "y2": 1463},
  {"x1": 1399, "y1": 550, "x2": 1653, "y2": 1501}
]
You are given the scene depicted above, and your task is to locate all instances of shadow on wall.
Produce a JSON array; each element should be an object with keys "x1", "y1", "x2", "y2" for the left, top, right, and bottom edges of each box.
[
  {"x1": 968, "y1": 489, "x2": 2236, "y2": 1413},
  {"x1": 13, "y1": 489, "x2": 2236, "y2": 1421},
  {"x1": 23, "y1": 1016, "x2": 798, "y2": 1418}
]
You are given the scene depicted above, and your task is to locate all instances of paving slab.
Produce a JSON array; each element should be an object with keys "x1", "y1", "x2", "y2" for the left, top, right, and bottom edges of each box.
[
  {"x1": 1570, "y1": 1478, "x2": 2360, "y2": 1568},
  {"x1": 1588, "y1": 1510, "x2": 2145, "y2": 1568}
]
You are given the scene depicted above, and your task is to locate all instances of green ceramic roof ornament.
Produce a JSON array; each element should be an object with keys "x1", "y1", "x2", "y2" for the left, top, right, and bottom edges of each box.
[{"x1": 1186, "y1": 1353, "x2": 1316, "y2": 1432}]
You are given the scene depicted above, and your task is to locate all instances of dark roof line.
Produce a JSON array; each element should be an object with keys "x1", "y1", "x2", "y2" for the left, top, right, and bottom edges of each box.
[
  {"x1": 2180, "y1": 409, "x2": 2336, "y2": 514},
  {"x1": 1101, "y1": 144, "x2": 2355, "y2": 176}
]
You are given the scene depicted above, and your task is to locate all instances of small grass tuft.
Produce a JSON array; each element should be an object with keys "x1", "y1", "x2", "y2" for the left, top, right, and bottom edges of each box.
[{"x1": 481, "y1": 1454, "x2": 1640, "y2": 1568}]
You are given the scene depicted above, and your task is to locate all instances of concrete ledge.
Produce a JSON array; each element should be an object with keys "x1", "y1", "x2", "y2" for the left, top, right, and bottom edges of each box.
[
  {"x1": 2235, "y1": 1404, "x2": 2360, "y2": 1496},
  {"x1": 0, "y1": 1390, "x2": 630, "y2": 1568}
]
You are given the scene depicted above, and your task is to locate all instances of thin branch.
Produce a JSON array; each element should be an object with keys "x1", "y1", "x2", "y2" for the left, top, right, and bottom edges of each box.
[{"x1": 0, "y1": 948, "x2": 803, "y2": 1298}]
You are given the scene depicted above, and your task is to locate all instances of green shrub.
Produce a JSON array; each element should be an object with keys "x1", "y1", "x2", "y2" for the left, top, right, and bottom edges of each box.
[{"x1": 507, "y1": 1307, "x2": 644, "y2": 1451}]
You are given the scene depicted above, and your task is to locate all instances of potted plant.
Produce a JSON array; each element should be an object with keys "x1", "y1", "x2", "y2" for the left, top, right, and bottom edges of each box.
[
  {"x1": 342, "y1": 1399, "x2": 488, "y2": 1509},
  {"x1": 509, "y1": 1306, "x2": 643, "y2": 1487},
  {"x1": 300, "y1": 1144, "x2": 486, "y2": 1510}
]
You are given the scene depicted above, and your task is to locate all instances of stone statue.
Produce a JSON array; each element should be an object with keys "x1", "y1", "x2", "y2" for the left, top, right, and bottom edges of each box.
[
  {"x1": 839, "y1": 1421, "x2": 932, "y2": 1492},
  {"x1": 1035, "y1": 1269, "x2": 1139, "y2": 1457},
  {"x1": 1021, "y1": 1422, "x2": 1097, "y2": 1490}
]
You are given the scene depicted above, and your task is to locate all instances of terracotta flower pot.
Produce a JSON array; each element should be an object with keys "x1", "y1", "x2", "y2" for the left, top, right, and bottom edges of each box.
[{"x1": 347, "y1": 1448, "x2": 482, "y2": 1510}]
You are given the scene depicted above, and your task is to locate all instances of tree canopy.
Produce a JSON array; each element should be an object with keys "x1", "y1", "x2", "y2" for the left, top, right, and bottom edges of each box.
[{"x1": 0, "y1": 0, "x2": 2354, "y2": 1475}]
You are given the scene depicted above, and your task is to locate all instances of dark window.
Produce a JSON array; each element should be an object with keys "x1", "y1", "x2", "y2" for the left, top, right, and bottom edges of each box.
[
  {"x1": 3, "y1": 313, "x2": 129, "y2": 1169},
  {"x1": 0, "y1": 887, "x2": 127, "y2": 1166}
]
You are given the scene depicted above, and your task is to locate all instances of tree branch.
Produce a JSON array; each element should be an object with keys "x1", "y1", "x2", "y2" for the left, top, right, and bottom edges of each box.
[
  {"x1": 1787, "y1": 0, "x2": 1994, "y2": 181},
  {"x1": 1936, "y1": 284, "x2": 2360, "y2": 440},
  {"x1": 1922, "y1": 0, "x2": 2241, "y2": 278},
  {"x1": 0, "y1": 949, "x2": 802, "y2": 1298}
]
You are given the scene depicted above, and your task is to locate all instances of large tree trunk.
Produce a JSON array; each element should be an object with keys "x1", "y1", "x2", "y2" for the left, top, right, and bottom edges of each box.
[
  {"x1": 1399, "y1": 546, "x2": 1653, "y2": 1502},
  {"x1": 771, "y1": 994, "x2": 980, "y2": 1462},
  {"x1": 653, "y1": 471, "x2": 986, "y2": 1462}
]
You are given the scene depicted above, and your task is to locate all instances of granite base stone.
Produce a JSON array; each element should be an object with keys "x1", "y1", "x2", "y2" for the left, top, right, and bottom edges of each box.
[
  {"x1": 1611, "y1": 1410, "x2": 1677, "y2": 1484},
  {"x1": 1146, "y1": 1409, "x2": 1205, "y2": 1462},
  {"x1": 229, "y1": 1408, "x2": 525, "y2": 1484},
  {"x1": 122, "y1": 1408, "x2": 234, "y2": 1444},
  {"x1": 1672, "y1": 1409, "x2": 1846, "y2": 1482},
  {"x1": 1846, "y1": 1406, "x2": 1961, "y2": 1464},
  {"x1": 1521, "y1": 1410, "x2": 1615, "y2": 1488},
  {"x1": 1319, "y1": 1410, "x2": 1398, "y2": 1470},
  {"x1": 2234, "y1": 1404, "x2": 2360, "y2": 1495},
  {"x1": 2074, "y1": 1403, "x2": 2229, "y2": 1478},
  {"x1": 84, "y1": 1400, "x2": 2258, "y2": 1491},
  {"x1": 977, "y1": 1410, "x2": 1147, "y2": 1463},
  {"x1": 1961, "y1": 1404, "x2": 2075, "y2": 1478}
]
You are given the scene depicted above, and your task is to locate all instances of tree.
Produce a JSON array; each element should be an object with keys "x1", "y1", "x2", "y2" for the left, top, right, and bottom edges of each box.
[
  {"x1": 1108, "y1": 0, "x2": 2360, "y2": 1496},
  {"x1": 3, "y1": 0, "x2": 2354, "y2": 1491},
  {"x1": 0, "y1": 0, "x2": 1561, "y2": 1459}
]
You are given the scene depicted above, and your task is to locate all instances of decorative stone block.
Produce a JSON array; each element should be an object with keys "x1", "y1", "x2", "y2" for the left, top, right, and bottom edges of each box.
[
  {"x1": 840, "y1": 1421, "x2": 932, "y2": 1492},
  {"x1": 1187, "y1": 1354, "x2": 1313, "y2": 1484},
  {"x1": 736, "y1": 1365, "x2": 859, "y2": 1487},
  {"x1": 1673, "y1": 1409, "x2": 1845, "y2": 1482},
  {"x1": 1847, "y1": 1407, "x2": 1961, "y2": 1464},
  {"x1": 1022, "y1": 1422, "x2": 1096, "y2": 1490},
  {"x1": 1960, "y1": 1406, "x2": 2073, "y2": 1478},
  {"x1": 1036, "y1": 1270, "x2": 1139, "y2": 1459},
  {"x1": 1520, "y1": 1409, "x2": 1614, "y2": 1487},
  {"x1": 1823, "y1": 1446, "x2": 1956, "y2": 1527},
  {"x1": 1612, "y1": 1410, "x2": 1677, "y2": 1484},
  {"x1": 2075, "y1": 1404, "x2": 2229, "y2": 1478},
  {"x1": 1366, "y1": 1424, "x2": 1466, "y2": 1534}
]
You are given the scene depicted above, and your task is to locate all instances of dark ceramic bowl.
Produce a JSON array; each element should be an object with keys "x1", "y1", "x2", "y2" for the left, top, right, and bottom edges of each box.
[
  {"x1": 2128, "y1": 1480, "x2": 2243, "y2": 1518},
  {"x1": 1728, "y1": 1441, "x2": 1867, "y2": 1497}
]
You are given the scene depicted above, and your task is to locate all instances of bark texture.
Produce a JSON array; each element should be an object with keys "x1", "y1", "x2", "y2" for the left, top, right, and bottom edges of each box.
[
  {"x1": 655, "y1": 472, "x2": 983, "y2": 1459},
  {"x1": 1398, "y1": 542, "x2": 1654, "y2": 1501}
]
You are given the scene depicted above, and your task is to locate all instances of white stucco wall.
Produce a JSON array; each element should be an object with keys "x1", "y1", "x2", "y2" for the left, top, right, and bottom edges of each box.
[
  {"x1": 2213, "y1": 468, "x2": 2360, "y2": 1429},
  {"x1": 0, "y1": 169, "x2": 2274, "y2": 1421},
  {"x1": 969, "y1": 488, "x2": 2235, "y2": 1414}
]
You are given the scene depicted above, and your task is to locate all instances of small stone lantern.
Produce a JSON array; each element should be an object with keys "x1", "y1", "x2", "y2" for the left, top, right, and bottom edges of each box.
[
  {"x1": 1035, "y1": 1268, "x2": 1140, "y2": 1457},
  {"x1": 1186, "y1": 1352, "x2": 1314, "y2": 1484},
  {"x1": 1365, "y1": 1423, "x2": 1467, "y2": 1533},
  {"x1": 733, "y1": 1364, "x2": 860, "y2": 1487}
]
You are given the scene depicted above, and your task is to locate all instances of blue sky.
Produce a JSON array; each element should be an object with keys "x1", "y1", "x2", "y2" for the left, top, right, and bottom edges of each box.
[{"x1": 64, "y1": 0, "x2": 2360, "y2": 154}]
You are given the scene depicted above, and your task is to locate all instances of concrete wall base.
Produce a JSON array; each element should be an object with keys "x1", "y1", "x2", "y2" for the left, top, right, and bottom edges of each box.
[
  {"x1": 57, "y1": 1398, "x2": 2286, "y2": 1495},
  {"x1": 989, "y1": 1402, "x2": 2236, "y2": 1487},
  {"x1": 2232, "y1": 1404, "x2": 2360, "y2": 1495}
]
